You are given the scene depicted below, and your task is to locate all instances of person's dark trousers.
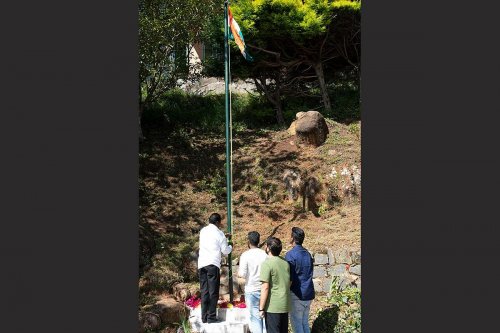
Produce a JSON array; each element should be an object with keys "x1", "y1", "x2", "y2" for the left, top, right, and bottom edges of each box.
[
  {"x1": 199, "y1": 264, "x2": 220, "y2": 323},
  {"x1": 265, "y1": 312, "x2": 289, "y2": 333}
]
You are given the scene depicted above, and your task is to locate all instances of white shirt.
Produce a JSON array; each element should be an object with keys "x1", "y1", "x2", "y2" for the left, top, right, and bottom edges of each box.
[
  {"x1": 198, "y1": 223, "x2": 232, "y2": 269},
  {"x1": 238, "y1": 247, "x2": 268, "y2": 293}
]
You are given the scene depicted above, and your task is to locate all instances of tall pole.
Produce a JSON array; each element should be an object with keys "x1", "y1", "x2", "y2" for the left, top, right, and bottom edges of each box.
[{"x1": 224, "y1": 0, "x2": 234, "y2": 303}]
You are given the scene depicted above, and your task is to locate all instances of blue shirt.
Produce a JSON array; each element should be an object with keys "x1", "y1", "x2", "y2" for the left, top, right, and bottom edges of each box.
[{"x1": 285, "y1": 245, "x2": 315, "y2": 301}]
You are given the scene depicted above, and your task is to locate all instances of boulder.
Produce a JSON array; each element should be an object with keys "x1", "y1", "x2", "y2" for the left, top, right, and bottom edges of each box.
[
  {"x1": 138, "y1": 310, "x2": 161, "y2": 332},
  {"x1": 288, "y1": 112, "x2": 307, "y2": 135},
  {"x1": 173, "y1": 283, "x2": 200, "y2": 301},
  {"x1": 294, "y1": 111, "x2": 329, "y2": 146},
  {"x1": 143, "y1": 296, "x2": 185, "y2": 326}
]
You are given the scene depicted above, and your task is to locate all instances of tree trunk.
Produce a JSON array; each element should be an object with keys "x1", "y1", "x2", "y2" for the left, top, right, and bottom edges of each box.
[
  {"x1": 253, "y1": 77, "x2": 285, "y2": 127},
  {"x1": 314, "y1": 62, "x2": 332, "y2": 113},
  {"x1": 274, "y1": 90, "x2": 285, "y2": 127}
]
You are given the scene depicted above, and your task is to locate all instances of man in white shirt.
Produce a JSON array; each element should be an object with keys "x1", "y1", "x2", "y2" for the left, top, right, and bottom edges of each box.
[
  {"x1": 238, "y1": 231, "x2": 268, "y2": 333},
  {"x1": 198, "y1": 213, "x2": 233, "y2": 323}
]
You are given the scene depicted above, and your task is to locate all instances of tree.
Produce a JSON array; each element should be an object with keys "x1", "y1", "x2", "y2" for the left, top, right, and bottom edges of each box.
[
  {"x1": 138, "y1": 0, "x2": 221, "y2": 138},
  {"x1": 230, "y1": 0, "x2": 360, "y2": 119}
]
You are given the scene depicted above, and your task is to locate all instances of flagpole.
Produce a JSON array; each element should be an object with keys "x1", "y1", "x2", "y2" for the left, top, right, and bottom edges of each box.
[{"x1": 224, "y1": 0, "x2": 234, "y2": 304}]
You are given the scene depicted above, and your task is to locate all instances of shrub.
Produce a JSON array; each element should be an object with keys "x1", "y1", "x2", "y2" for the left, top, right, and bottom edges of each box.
[
  {"x1": 140, "y1": 233, "x2": 198, "y2": 295},
  {"x1": 312, "y1": 276, "x2": 361, "y2": 333},
  {"x1": 197, "y1": 171, "x2": 227, "y2": 202},
  {"x1": 142, "y1": 90, "x2": 277, "y2": 132},
  {"x1": 141, "y1": 74, "x2": 360, "y2": 134}
]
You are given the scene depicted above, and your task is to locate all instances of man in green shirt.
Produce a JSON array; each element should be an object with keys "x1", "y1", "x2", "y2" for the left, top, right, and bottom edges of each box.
[{"x1": 259, "y1": 237, "x2": 290, "y2": 333}]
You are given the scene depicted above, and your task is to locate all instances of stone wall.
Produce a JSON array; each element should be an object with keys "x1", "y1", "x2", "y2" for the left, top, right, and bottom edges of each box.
[
  {"x1": 311, "y1": 248, "x2": 361, "y2": 294},
  {"x1": 221, "y1": 248, "x2": 361, "y2": 298}
]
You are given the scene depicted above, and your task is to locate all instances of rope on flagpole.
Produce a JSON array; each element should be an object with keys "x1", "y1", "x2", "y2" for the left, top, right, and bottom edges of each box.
[
  {"x1": 229, "y1": 27, "x2": 234, "y2": 236},
  {"x1": 224, "y1": 0, "x2": 234, "y2": 303}
]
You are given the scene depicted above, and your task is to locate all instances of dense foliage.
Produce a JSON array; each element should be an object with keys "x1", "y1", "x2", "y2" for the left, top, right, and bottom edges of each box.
[
  {"x1": 139, "y1": 0, "x2": 222, "y2": 106},
  {"x1": 205, "y1": 0, "x2": 361, "y2": 124}
]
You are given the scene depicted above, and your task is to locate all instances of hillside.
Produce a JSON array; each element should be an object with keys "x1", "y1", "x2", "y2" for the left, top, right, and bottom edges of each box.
[{"x1": 139, "y1": 117, "x2": 361, "y2": 330}]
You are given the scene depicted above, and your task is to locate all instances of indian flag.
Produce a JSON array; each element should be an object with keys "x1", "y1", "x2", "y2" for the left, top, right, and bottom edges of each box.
[{"x1": 228, "y1": 7, "x2": 253, "y2": 61}]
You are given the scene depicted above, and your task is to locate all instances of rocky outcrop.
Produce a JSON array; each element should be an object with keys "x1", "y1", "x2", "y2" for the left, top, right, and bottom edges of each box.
[{"x1": 293, "y1": 111, "x2": 329, "y2": 146}]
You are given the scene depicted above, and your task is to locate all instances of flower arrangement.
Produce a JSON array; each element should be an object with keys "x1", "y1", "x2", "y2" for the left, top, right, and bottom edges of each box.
[
  {"x1": 185, "y1": 295, "x2": 201, "y2": 309},
  {"x1": 185, "y1": 296, "x2": 247, "y2": 309},
  {"x1": 217, "y1": 300, "x2": 246, "y2": 309}
]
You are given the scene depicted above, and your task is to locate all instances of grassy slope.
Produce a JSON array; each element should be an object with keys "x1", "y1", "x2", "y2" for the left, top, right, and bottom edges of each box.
[{"x1": 139, "y1": 118, "x2": 360, "y2": 309}]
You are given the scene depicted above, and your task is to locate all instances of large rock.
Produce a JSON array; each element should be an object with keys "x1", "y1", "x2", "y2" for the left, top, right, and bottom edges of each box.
[
  {"x1": 173, "y1": 283, "x2": 200, "y2": 301},
  {"x1": 314, "y1": 253, "x2": 329, "y2": 265},
  {"x1": 143, "y1": 296, "x2": 185, "y2": 325},
  {"x1": 313, "y1": 266, "x2": 328, "y2": 278},
  {"x1": 219, "y1": 269, "x2": 244, "y2": 296},
  {"x1": 287, "y1": 112, "x2": 305, "y2": 136},
  {"x1": 329, "y1": 264, "x2": 348, "y2": 276},
  {"x1": 138, "y1": 310, "x2": 161, "y2": 332},
  {"x1": 339, "y1": 274, "x2": 358, "y2": 290},
  {"x1": 294, "y1": 111, "x2": 329, "y2": 146}
]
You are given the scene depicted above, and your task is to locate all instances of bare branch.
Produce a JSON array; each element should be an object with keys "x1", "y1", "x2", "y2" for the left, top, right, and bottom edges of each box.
[{"x1": 258, "y1": 223, "x2": 285, "y2": 248}]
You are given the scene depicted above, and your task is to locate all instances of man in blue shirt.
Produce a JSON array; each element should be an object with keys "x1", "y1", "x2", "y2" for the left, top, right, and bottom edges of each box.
[{"x1": 285, "y1": 227, "x2": 315, "y2": 333}]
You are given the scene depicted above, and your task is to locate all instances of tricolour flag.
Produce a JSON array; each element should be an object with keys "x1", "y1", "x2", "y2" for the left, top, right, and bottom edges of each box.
[{"x1": 228, "y1": 7, "x2": 253, "y2": 62}]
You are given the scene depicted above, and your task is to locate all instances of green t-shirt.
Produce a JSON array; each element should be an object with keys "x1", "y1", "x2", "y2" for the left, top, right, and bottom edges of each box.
[{"x1": 260, "y1": 256, "x2": 291, "y2": 313}]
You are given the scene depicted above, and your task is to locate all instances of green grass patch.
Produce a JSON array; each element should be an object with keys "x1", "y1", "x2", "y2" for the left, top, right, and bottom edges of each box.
[{"x1": 142, "y1": 78, "x2": 359, "y2": 134}]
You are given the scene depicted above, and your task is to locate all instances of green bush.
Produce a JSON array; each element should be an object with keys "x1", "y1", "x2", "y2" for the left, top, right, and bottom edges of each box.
[
  {"x1": 141, "y1": 76, "x2": 360, "y2": 133},
  {"x1": 312, "y1": 276, "x2": 361, "y2": 333},
  {"x1": 142, "y1": 89, "x2": 277, "y2": 132},
  {"x1": 231, "y1": 93, "x2": 276, "y2": 128},
  {"x1": 329, "y1": 85, "x2": 360, "y2": 122},
  {"x1": 311, "y1": 306, "x2": 339, "y2": 333}
]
